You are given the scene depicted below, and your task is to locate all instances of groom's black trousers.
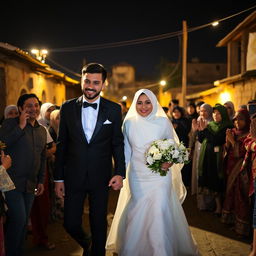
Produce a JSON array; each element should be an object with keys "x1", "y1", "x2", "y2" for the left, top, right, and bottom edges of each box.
[{"x1": 63, "y1": 185, "x2": 109, "y2": 256}]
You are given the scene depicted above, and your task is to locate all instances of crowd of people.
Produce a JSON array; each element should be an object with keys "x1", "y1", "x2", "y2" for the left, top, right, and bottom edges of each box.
[
  {"x1": 112, "y1": 93, "x2": 256, "y2": 256},
  {"x1": 163, "y1": 97, "x2": 256, "y2": 254},
  {"x1": 119, "y1": 96, "x2": 256, "y2": 254},
  {"x1": 0, "y1": 62, "x2": 255, "y2": 256}
]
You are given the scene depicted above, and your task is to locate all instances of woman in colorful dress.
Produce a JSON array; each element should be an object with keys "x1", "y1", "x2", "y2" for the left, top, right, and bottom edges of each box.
[{"x1": 221, "y1": 109, "x2": 251, "y2": 236}]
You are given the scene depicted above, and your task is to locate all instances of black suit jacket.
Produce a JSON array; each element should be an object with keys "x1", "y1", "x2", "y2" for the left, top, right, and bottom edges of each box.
[{"x1": 54, "y1": 96, "x2": 126, "y2": 191}]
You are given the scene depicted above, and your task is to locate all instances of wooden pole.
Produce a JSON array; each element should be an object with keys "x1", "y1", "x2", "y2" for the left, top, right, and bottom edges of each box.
[{"x1": 181, "y1": 20, "x2": 187, "y2": 107}]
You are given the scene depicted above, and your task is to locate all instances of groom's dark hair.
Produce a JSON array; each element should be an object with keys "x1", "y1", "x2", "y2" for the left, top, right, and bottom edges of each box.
[{"x1": 82, "y1": 63, "x2": 107, "y2": 83}]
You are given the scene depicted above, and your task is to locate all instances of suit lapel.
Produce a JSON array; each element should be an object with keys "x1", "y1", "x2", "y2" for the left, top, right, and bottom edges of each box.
[
  {"x1": 75, "y1": 96, "x2": 89, "y2": 144},
  {"x1": 90, "y1": 98, "x2": 108, "y2": 143}
]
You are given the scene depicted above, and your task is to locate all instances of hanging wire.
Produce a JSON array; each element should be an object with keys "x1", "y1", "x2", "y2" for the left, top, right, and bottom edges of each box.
[
  {"x1": 46, "y1": 57, "x2": 81, "y2": 78},
  {"x1": 38, "y1": 4, "x2": 256, "y2": 84},
  {"x1": 50, "y1": 31, "x2": 183, "y2": 52},
  {"x1": 49, "y1": 4, "x2": 256, "y2": 53}
]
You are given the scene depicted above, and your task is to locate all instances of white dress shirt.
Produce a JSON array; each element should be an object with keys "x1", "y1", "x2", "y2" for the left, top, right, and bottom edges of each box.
[{"x1": 82, "y1": 96, "x2": 100, "y2": 143}]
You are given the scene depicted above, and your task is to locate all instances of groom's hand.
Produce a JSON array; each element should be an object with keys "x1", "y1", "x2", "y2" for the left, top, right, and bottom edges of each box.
[{"x1": 108, "y1": 175, "x2": 123, "y2": 190}]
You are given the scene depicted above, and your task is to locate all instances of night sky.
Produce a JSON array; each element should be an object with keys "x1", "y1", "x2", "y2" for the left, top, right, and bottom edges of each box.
[{"x1": 1, "y1": 0, "x2": 256, "y2": 81}]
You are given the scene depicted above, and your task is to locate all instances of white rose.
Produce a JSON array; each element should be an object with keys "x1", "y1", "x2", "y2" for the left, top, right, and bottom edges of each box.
[
  {"x1": 172, "y1": 149, "x2": 180, "y2": 159},
  {"x1": 153, "y1": 152, "x2": 162, "y2": 160},
  {"x1": 159, "y1": 140, "x2": 171, "y2": 150},
  {"x1": 146, "y1": 156, "x2": 154, "y2": 165},
  {"x1": 148, "y1": 145, "x2": 159, "y2": 155}
]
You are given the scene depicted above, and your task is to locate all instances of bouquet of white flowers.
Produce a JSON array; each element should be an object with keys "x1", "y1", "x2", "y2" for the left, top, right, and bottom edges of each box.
[{"x1": 145, "y1": 139, "x2": 190, "y2": 176}]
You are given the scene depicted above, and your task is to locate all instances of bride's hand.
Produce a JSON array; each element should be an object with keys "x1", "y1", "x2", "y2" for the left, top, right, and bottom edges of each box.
[{"x1": 161, "y1": 162, "x2": 173, "y2": 171}]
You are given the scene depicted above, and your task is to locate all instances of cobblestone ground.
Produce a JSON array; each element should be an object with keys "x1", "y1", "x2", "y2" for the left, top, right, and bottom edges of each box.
[{"x1": 25, "y1": 190, "x2": 252, "y2": 256}]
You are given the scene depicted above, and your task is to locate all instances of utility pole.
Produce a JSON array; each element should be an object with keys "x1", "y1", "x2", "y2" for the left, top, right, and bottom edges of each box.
[{"x1": 181, "y1": 20, "x2": 187, "y2": 107}]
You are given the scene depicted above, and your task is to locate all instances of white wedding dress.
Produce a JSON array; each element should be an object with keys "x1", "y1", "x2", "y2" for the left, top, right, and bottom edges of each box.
[{"x1": 106, "y1": 89, "x2": 199, "y2": 256}]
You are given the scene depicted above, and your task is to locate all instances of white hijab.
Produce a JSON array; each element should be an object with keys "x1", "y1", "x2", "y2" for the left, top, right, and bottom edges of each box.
[
  {"x1": 124, "y1": 88, "x2": 170, "y2": 121},
  {"x1": 4, "y1": 105, "x2": 18, "y2": 119},
  {"x1": 38, "y1": 102, "x2": 55, "y2": 127}
]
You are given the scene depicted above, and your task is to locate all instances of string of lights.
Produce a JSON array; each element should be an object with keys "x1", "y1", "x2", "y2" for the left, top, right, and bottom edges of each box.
[{"x1": 48, "y1": 5, "x2": 256, "y2": 53}]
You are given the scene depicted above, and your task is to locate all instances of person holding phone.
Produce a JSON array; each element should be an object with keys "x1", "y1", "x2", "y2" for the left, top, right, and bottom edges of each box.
[{"x1": 0, "y1": 94, "x2": 47, "y2": 256}]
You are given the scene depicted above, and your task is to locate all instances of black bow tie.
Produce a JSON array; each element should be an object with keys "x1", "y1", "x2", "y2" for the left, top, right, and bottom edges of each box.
[{"x1": 83, "y1": 101, "x2": 98, "y2": 110}]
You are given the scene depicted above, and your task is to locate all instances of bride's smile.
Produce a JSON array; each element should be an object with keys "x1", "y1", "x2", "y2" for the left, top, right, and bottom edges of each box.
[{"x1": 136, "y1": 93, "x2": 153, "y2": 117}]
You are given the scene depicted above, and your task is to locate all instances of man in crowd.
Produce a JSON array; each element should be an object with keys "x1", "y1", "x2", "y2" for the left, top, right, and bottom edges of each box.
[{"x1": 0, "y1": 93, "x2": 47, "y2": 256}]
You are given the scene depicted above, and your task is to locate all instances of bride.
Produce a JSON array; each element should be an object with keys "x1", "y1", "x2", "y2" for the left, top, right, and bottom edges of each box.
[{"x1": 106, "y1": 89, "x2": 199, "y2": 256}]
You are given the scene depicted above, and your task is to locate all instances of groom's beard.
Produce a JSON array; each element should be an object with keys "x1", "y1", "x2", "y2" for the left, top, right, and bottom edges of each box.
[{"x1": 83, "y1": 88, "x2": 101, "y2": 100}]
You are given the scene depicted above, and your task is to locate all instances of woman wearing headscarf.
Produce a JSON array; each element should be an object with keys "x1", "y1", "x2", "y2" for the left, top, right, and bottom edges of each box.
[
  {"x1": 38, "y1": 103, "x2": 56, "y2": 128},
  {"x1": 197, "y1": 103, "x2": 233, "y2": 216},
  {"x1": 106, "y1": 89, "x2": 198, "y2": 256},
  {"x1": 190, "y1": 104, "x2": 213, "y2": 195},
  {"x1": 4, "y1": 105, "x2": 19, "y2": 120},
  {"x1": 221, "y1": 109, "x2": 251, "y2": 237},
  {"x1": 224, "y1": 101, "x2": 235, "y2": 121},
  {"x1": 0, "y1": 105, "x2": 19, "y2": 125},
  {"x1": 48, "y1": 109, "x2": 60, "y2": 143}
]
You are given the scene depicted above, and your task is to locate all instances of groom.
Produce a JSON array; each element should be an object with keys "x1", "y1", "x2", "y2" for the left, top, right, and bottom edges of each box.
[{"x1": 54, "y1": 63, "x2": 126, "y2": 256}]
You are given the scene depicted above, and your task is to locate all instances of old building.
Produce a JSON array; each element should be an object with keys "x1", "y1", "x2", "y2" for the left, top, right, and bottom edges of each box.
[
  {"x1": 104, "y1": 61, "x2": 227, "y2": 108},
  {"x1": 105, "y1": 63, "x2": 157, "y2": 105},
  {"x1": 159, "y1": 60, "x2": 227, "y2": 107},
  {"x1": 186, "y1": 11, "x2": 256, "y2": 108},
  {"x1": 0, "y1": 42, "x2": 80, "y2": 118}
]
